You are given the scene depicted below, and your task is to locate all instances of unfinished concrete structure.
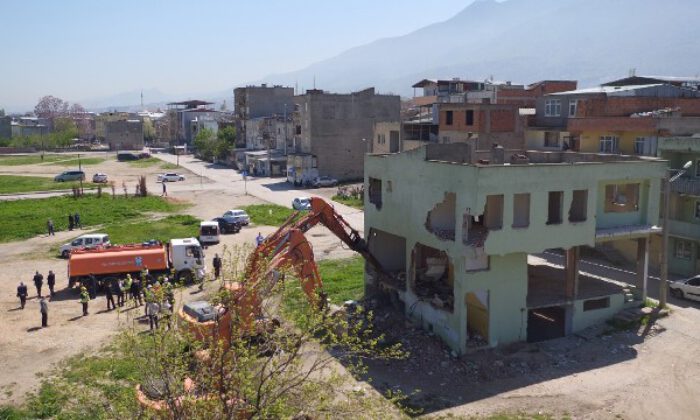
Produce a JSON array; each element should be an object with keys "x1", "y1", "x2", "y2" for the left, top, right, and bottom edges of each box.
[
  {"x1": 438, "y1": 103, "x2": 526, "y2": 150},
  {"x1": 364, "y1": 144, "x2": 665, "y2": 354},
  {"x1": 289, "y1": 88, "x2": 400, "y2": 182},
  {"x1": 234, "y1": 85, "x2": 294, "y2": 149},
  {"x1": 104, "y1": 119, "x2": 144, "y2": 150}
]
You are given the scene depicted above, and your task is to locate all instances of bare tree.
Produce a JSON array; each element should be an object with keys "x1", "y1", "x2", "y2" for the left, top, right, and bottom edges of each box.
[{"x1": 34, "y1": 95, "x2": 68, "y2": 119}]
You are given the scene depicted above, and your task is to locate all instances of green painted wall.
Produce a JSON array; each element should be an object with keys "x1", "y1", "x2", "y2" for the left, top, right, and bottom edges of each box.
[{"x1": 364, "y1": 147, "x2": 666, "y2": 353}]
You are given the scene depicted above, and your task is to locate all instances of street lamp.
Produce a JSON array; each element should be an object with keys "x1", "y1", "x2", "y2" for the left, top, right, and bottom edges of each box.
[{"x1": 659, "y1": 160, "x2": 693, "y2": 308}]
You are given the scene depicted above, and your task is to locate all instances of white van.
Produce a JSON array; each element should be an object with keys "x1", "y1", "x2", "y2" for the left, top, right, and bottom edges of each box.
[
  {"x1": 59, "y1": 233, "x2": 110, "y2": 258},
  {"x1": 198, "y1": 221, "x2": 220, "y2": 246}
]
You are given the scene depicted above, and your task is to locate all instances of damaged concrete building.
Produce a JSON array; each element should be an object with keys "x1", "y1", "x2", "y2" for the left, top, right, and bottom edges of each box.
[{"x1": 364, "y1": 143, "x2": 666, "y2": 354}]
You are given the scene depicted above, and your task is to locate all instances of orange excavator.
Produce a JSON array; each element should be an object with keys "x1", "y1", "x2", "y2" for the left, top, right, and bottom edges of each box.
[
  {"x1": 179, "y1": 196, "x2": 388, "y2": 346},
  {"x1": 143, "y1": 198, "x2": 386, "y2": 412}
]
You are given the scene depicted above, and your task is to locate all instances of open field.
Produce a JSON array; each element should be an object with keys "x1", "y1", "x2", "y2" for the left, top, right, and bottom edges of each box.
[
  {"x1": 126, "y1": 157, "x2": 179, "y2": 170},
  {"x1": 331, "y1": 194, "x2": 364, "y2": 209},
  {"x1": 104, "y1": 214, "x2": 200, "y2": 244},
  {"x1": 243, "y1": 203, "x2": 297, "y2": 226},
  {"x1": 0, "y1": 154, "x2": 105, "y2": 167},
  {"x1": 0, "y1": 195, "x2": 186, "y2": 242},
  {"x1": 0, "y1": 175, "x2": 97, "y2": 195}
]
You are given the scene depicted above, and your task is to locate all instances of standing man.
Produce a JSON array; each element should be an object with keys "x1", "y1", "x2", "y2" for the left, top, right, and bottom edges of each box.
[
  {"x1": 115, "y1": 278, "x2": 125, "y2": 308},
  {"x1": 33, "y1": 271, "x2": 44, "y2": 298},
  {"x1": 74, "y1": 212, "x2": 81, "y2": 229},
  {"x1": 16, "y1": 282, "x2": 28, "y2": 310},
  {"x1": 105, "y1": 279, "x2": 116, "y2": 311},
  {"x1": 68, "y1": 214, "x2": 74, "y2": 231},
  {"x1": 145, "y1": 285, "x2": 159, "y2": 331},
  {"x1": 213, "y1": 253, "x2": 222, "y2": 279},
  {"x1": 80, "y1": 286, "x2": 90, "y2": 316},
  {"x1": 47, "y1": 219, "x2": 55, "y2": 236},
  {"x1": 131, "y1": 275, "x2": 142, "y2": 307},
  {"x1": 87, "y1": 273, "x2": 98, "y2": 300},
  {"x1": 256, "y1": 232, "x2": 265, "y2": 247},
  {"x1": 124, "y1": 274, "x2": 133, "y2": 305},
  {"x1": 40, "y1": 296, "x2": 48, "y2": 328},
  {"x1": 47, "y1": 270, "x2": 56, "y2": 297},
  {"x1": 161, "y1": 181, "x2": 167, "y2": 197}
]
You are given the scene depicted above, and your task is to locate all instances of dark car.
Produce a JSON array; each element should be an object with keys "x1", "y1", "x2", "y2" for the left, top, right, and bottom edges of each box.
[
  {"x1": 117, "y1": 152, "x2": 139, "y2": 161},
  {"x1": 54, "y1": 170, "x2": 86, "y2": 182},
  {"x1": 212, "y1": 217, "x2": 241, "y2": 234}
]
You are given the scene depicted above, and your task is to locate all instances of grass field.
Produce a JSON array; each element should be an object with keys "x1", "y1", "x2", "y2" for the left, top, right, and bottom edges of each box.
[
  {"x1": 126, "y1": 157, "x2": 179, "y2": 170},
  {"x1": 0, "y1": 341, "x2": 143, "y2": 419},
  {"x1": 331, "y1": 194, "x2": 364, "y2": 210},
  {"x1": 316, "y1": 256, "x2": 365, "y2": 304},
  {"x1": 104, "y1": 215, "x2": 200, "y2": 244},
  {"x1": 0, "y1": 154, "x2": 77, "y2": 166},
  {"x1": 243, "y1": 204, "x2": 297, "y2": 226},
  {"x1": 0, "y1": 175, "x2": 97, "y2": 194},
  {"x1": 0, "y1": 195, "x2": 186, "y2": 243},
  {"x1": 53, "y1": 157, "x2": 105, "y2": 166}
]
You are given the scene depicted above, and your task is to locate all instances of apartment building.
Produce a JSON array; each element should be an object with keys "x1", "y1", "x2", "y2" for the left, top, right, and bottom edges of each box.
[
  {"x1": 364, "y1": 143, "x2": 665, "y2": 354},
  {"x1": 289, "y1": 87, "x2": 400, "y2": 183}
]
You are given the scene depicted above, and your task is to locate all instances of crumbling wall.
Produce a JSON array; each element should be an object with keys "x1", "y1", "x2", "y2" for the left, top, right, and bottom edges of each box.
[{"x1": 425, "y1": 192, "x2": 456, "y2": 241}]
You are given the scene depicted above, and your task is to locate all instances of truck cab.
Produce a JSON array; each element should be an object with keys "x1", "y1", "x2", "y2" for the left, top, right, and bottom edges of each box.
[{"x1": 168, "y1": 238, "x2": 206, "y2": 283}]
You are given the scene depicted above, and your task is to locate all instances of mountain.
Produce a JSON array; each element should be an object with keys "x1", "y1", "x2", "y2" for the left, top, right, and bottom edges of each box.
[{"x1": 260, "y1": 0, "x2": 700, "y2": 95}]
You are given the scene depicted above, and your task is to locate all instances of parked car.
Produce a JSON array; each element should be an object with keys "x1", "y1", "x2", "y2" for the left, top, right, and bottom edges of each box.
[
  {"x1": 117, "y1": 152, "x2": 140, "y2": 161},
  {"x1": 54, "y1": 170, "x2": 86, "y2": 182},
  {"x1": 92, "y1": 173, "x2": 108, "y2": 183},
  {"x1": 158, "y1": 173, "x2": 185, "y2": 182},
  {"x1": 292, "y1": 197, "x2": 312, "y2": 211},
  {"x1": 59, "y1": 233, "x2": 110, "y2": 258},
  {"x1": 212, "y1": 217, "x2": 242, "y2": 234},
  {"x1": 312, "y1": 176, "x2": 338, "y2": 188},
  {"x1": 669, "y1": 275, "x2": 700, "y2": 302},
  {"x1": 222, "y1": 209, "x2": 250, "y2": 226}
]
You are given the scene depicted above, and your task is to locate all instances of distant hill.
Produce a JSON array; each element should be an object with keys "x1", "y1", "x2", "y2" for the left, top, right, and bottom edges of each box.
[{"x1": 259, "y1": 0, "x2": 700, "y2": 95}]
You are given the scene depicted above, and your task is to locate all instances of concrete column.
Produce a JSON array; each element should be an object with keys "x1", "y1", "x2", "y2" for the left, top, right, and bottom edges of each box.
[
  {"x1": 637, "y1": 237, "x2": 650, "y2": 301},
  {"x1": 565, "y1": 247, "x2": 580, "y2": 299}
]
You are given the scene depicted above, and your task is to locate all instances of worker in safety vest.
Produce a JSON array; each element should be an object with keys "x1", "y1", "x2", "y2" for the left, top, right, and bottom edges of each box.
[
  {"x1": 140, "y1": 267, "x2": 149, "y2": 284},
  {"x1": 124, "y1": 274, "x2": 133, "y2": 304},
  {"x1": 80, "y1": 286, "x2": 90, "y2": 316},
  {"x1": 162, "y1": 278, "x2": 175, "y2": 306}
]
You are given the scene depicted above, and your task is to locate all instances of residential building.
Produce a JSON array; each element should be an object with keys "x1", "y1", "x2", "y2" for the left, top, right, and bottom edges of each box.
[
  {"x1": 364, "y1": 143, "x2": 665, "y2": 354},
  {"x1": 234, "y1": 85, "x2": 294, "y2": 149},
  {"x1": 167, "y1": 100, "x2": 220, "y2": 146},
  {"x1": 528, "y1": 83, "x2": 700, "y2": 153},
  {"x1": 0, "y1": 116, "x2": 11, "y2": 139},
  {"x1": 658, "y1": 135, "x2": 700, "y2": 276},
  {"x1": 289, "y1": 87, "x2": 400, "y2": 183},
  {"x1": 241, "y1": 115, "x2": 293, "y2": 176},
  {"x1": 105, "y1": 119, "x2": 144, "y2": 150},
  {"x1": 11, "y1": 117, "x2": 50, "y2": 137},
  {"x1": 438, "y1": 102, "x2": 525, "y2": 150},
  {"x1": 96, "y1": 112, "x2": 137, "y2": 141}
]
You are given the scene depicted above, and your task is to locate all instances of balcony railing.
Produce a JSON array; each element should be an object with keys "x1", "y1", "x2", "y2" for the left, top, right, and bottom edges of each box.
[
  {"x1": 670, "y1": 177, "x2": 700, "y2": 196},
  {"x1": 667, "y1": 219, "x2": 700, "y2": 240}
]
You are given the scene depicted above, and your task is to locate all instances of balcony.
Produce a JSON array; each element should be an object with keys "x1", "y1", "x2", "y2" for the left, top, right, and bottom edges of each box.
[
  {"x1": 667, "y1": 219, "x2": 700, "y2": 240},
  {"x1": 670, "y1": 177, "x2": 700, "y2": 196}
]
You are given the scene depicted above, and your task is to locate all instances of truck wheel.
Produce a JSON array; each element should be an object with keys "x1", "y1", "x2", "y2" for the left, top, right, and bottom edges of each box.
[
  {"x1": 62, "y1": 250, "x2": 70, "y2": 258},
  {"x1": 177, "y1": 270, "x2": 194, "y2": 285}
]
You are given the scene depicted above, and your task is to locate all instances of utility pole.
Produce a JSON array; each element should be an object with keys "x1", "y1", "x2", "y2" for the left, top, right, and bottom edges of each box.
[{"x1": 659, "y1": 172, "x2": 671, "y2": 308}]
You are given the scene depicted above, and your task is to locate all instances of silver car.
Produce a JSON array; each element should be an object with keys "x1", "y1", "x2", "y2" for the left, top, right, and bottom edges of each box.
[
  {"x1": 222, "y1": 209, "x2": 250, "y2": 225},
  {"x1": 669, "y1": 276, "x2": 700, "y2": 302}
]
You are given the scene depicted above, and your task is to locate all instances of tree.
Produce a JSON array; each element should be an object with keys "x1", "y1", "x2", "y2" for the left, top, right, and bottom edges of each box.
[
  {"x1": 193, "y1": 127, "x2": 217, "y2": 161},
  {"x1": 34, "y1": 95, "x2": 68, "y2": 119},
  {"x1": 143, "y1": 118, "x2": 156, "y2": 143},
  {"x1": 124, "y1": 248, "x2": 404, "y2": 418}
]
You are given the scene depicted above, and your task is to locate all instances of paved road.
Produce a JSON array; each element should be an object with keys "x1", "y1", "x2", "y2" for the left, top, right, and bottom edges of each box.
[{"x1": 154, "y1": 153, "x2": 366, "y2": 232}]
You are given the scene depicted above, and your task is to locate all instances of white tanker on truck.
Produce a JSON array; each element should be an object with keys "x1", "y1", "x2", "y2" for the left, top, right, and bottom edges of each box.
[{"x1": 67, "y1": 238, "x2": 206, "y2": 287}]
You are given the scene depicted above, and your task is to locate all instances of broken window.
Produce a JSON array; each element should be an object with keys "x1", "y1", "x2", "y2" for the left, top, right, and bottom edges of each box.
[
  {"x1": 604, "y1": 184, "x2": 640, "y2": 213},
  {"x1": 512, "y1": 193, "x2": 530, "y2": 228},
  {"x1": 368, "y1": 228, "x2": 407, "y2": 290},
  {"x1": 466, "y1": 291, "x2": 489, "y2": 346},
  {"x1": 445, "y1": 110, "x2": 453, "y2": 126},
  {"x1": 412, "y1": 243, "x2": 453, "y2": 311},
  {"x1": 295, "y1": 125, "x2": 301, "y2": 135},
  {"x1": 466, "y1": 110, "x2": 474, "y2": 126},
  {"x1": 484, "y1": 195, "x2": 504, "y2": 230},
  {"x1": 464, "y1": 211, "x2": 488, "y2": 248},
  {"x1": 368, "y1": 178, "x2": 382, "y2": 209},
  {"x1": 569, "y1": 189, "x2": 588, "y2": 222},
  {"x1": 583, "y1": 297, "x2": 610, "y2": 311},
  {"x1": 425, "y1": 192, "x2": 456, "y2": 241},
  {"x1": 547, "y1": 191, "x2": 563, "y2": 225}
]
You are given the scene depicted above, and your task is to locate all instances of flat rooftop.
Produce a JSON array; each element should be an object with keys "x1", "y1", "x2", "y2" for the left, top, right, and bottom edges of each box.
[{"x1": 419, "y1": 143, "x2": 663, "y2": 167}]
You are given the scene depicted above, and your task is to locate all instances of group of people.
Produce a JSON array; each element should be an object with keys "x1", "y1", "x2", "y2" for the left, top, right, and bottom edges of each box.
[
  {"x1": 16, "y1": 270, "x2": 56, "y2": 328},
  {"x1": 46, "y1": 212, "x2": 82, "y2": 236}
]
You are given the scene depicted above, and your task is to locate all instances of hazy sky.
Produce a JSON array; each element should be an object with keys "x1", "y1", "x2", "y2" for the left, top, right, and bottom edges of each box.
[{"x1": 0, "y1": 0, "x2": 472, "y2": 111}]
